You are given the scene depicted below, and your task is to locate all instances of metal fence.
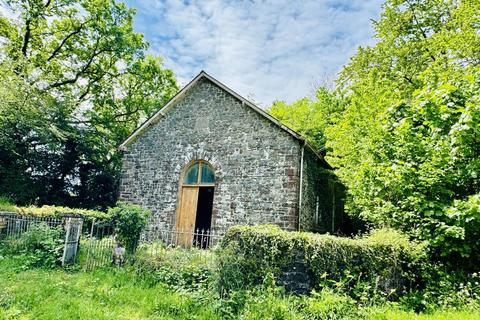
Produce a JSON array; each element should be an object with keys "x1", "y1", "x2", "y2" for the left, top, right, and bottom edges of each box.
[
  {"x1": 141, "y1": 225, "x2": 224, "y2": 249},
  {"x1": 81, "y1": 223, "x2": 224, "y2": 269},
  {"x1": 81, "y1": 219, "x2": 116, "y2": 270},
  {"x1": 0, "y1": 212, "x2": 63, "y2": 239},
  {"x1": 0, "y1": 212, "x2": 83, "y2": 265},
  {"x1": 0, "y1": 213, "x2": 225, "y2": 270}
]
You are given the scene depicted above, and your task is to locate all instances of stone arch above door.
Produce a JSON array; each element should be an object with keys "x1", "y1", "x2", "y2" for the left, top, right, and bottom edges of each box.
[{"x1": 173, "y1": 149, "x2": 223, "y2": 181}]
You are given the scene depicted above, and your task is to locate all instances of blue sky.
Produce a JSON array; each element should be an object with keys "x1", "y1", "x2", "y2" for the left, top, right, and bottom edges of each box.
[
  {"x1": 0, "y1": 0, "x2": 383, "y2": 106},
  {"x1": 124, "y1": 0, "x2": 384, "y2": 106}
]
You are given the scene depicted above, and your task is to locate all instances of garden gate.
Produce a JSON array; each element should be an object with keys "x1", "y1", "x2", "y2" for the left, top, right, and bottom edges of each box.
[{"x1": 62, "y1": 217, "x2": 83, "y2": 266}]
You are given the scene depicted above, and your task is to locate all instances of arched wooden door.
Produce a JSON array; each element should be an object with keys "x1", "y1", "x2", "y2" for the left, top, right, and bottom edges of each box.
[{"x1": 176, "y1": 160, "x2": 215, "y2": 246}]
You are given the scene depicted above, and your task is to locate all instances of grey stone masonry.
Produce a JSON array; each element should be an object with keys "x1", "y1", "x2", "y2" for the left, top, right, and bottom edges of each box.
[
  {"x1": 299, "y1": 146, "x2": 324, "y2": 231},
  {"x1": 119, "y1": 77, "x2": 303, "y2": 233}
]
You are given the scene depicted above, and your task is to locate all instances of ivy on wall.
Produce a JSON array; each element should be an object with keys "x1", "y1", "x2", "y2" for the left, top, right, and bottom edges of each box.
[{"x1": 216, "y1": 225, "x2": 426, "y2": 299}]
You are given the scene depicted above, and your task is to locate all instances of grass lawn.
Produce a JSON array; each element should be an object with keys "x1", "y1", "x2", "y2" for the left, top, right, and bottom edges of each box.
[
  {"x1": 0, "y1": 257, "x2": 478, "y2": 320},
  {"x1": 0, "y1": 258, "x2": 218, "y2": 320}
]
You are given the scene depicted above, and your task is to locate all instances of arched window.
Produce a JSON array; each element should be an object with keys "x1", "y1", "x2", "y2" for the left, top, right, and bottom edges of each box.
[{"x1": 183, "y1": 161, "x2": 215, "y2": 185}]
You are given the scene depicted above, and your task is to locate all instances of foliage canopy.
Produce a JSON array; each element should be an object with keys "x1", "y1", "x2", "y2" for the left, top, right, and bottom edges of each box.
[
  {"x1": 0, "y1": 0, "x2": 178, "y2": 209},
  {"x1": 270, "y1": 0, "x2": 480, "y2": 268}
]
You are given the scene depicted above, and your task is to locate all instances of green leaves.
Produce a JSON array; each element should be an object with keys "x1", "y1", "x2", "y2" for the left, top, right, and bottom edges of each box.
[
  {"x1": 108, "y1": 203, "x2": 150, "y2": 254},
  {"x1": 0, "y1": 0, "x2": 177, "y2": 209},
  {"x1": 324, "y1": 0, "x2": 480, "y2": 268},
  {"x1": 269, "y1": 0, "x2": 480, "y2": 268},
  {"x1": 268, "y1": 87, "x2": 345, "y2": 151}
]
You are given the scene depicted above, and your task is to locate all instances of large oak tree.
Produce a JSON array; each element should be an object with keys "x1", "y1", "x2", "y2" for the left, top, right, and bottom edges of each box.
[{"x1": 0, "y1": 0, "x2": 178, "y2": 209}]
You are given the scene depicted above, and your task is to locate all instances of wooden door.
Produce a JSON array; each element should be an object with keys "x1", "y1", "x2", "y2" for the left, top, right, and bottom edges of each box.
[{"x1": 176, "y1": 186, "x2": 199, "y2": 247}]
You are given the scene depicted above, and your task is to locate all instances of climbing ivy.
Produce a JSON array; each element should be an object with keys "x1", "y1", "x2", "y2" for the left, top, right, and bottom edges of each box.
[{"x1": 216, "y1": 225, "x2": 426, "y2": 299}]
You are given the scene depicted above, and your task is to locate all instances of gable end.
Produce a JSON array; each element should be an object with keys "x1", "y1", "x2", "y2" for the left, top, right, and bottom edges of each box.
[{"x1": 119, "y1": 71, "x2": 330, "y2": 168}]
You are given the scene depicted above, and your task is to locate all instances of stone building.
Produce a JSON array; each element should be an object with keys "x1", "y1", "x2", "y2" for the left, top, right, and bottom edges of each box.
[{"x1": 119, "y1": 71, "x2": 343, "y2": 240}]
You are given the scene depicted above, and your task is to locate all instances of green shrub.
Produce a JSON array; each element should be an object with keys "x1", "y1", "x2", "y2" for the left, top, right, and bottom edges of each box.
[
  {"x1": 216, "y1": 225, "x2": 426, "y2": 300},
  {"x1": 401, "y1": 264, "x2": 480, "y2": 312},
  {"x1": 108, "y1": 203, "x2": 150, "y2": 253},
  {"x1": 215, "y1": 225, "x2": 298, "y2": 294},
  {"x1": 133, "y1": 244, "x2": 214, "y2": 292},
  {"x1": 0, "y1": 196, "x2": 16, "y2": 212},
  {"x1": 0, "y1": 223, "x2": 64, "y2": 269},
  {"x1": 434, "y1": 194, "x2": 480, "y2": 269}
]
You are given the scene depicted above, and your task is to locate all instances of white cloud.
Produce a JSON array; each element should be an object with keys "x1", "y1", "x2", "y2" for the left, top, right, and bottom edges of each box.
[
  {"x1": 127, "y1": 0, "x2": 383, "y2": 106},
  {"x1": 0, "y1": 1, "x2": 18, "y2": 20}
]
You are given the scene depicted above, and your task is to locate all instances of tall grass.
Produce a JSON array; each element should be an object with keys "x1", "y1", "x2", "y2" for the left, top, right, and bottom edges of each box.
[
  {"x1": 0, "y1": 258, "x2": 219, "y2": 320},
  {"x1": 1, "y1": 254, "x2": 479, "y2": 320}
]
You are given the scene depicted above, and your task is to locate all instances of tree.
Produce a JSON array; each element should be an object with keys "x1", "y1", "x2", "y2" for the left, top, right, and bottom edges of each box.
[
  {"x1": 268, "y1": 87, "x2": 346, "y2": 151},
  {"x1": 0, "y1": 0, "x2": 178, "y2": 209},
  {"x1": 268, "y1": 0, "x2": 480, "y2": 267},
  {"x1": 325, "y1": 0, "x2": 480, "y2": 267}
]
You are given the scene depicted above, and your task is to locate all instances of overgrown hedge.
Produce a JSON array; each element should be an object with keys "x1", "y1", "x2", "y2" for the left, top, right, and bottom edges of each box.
[
  {"x1": 216, "y1": 225, "x2": 426, "y2": 299},
  {"x1": 0, "y1": 200, "x2": 107, "y2": 219}
]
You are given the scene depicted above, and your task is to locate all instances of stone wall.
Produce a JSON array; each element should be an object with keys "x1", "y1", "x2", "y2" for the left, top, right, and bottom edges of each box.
[
  {"x1": 299, "y1": 146, "x2": 323, "y2": 231},
  {"x1": 221, "y1": 225, "x2": 417, "y2": 296},
  {"x1": 278, "y1": 245, "x2": 404, "y2": 295},
  {"x1": 299, "y1": 146, "x2": 345, "y2": 233},
  {"x1": 119, "y1": 78, "x2": 302, "y2": 233},
  {"x1": 277, "y1": 251, "x2": 314, "y2": 294}
]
